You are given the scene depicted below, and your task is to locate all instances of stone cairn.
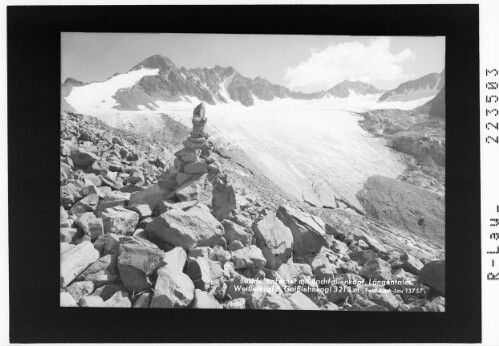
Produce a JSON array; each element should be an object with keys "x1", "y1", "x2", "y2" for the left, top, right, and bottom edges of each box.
[{"x1": 158, "y1": 103, "x2": 220, "y2": 194}]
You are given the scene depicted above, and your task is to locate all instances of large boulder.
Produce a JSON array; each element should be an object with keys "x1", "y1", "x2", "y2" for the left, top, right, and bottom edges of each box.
[
  {"x1": 287, "y1": 291, "x2": 320, "y2": 310},
  {"x1": 117, "y1": 238, "x2": 166, "y2": 292},
  {"x1": 276, "y1": 205, "x2": 328, "y2": 257},
  {"x1": 211, "y1": 174, "x2": 236, "y2": 221},
  {"x1": 93, "y1": 233, "x2": 122, "y2": 256},
  {"x1": 223, "y1": 298, "x2": 246, "y2": 309},
  {"x1": 163, "y1": 247, "x2": 187, "y2": 273},
  {"x1": 128, "y1": 185, "x2": 170, "y2": 213},
  {"x1": 100, "y1": 174, "x2": 123, "y2": 190},
  {"x1": 129, "y1": 204, "x2": 152, "y2": 220},
  {"x1": 418, "y1": 260, "x2": 445, "y2": 294},
  {"x1": 222, "y1": 220, "x2": 253, "y2": 247},
  {"x1": 231, "y1": 245, "x2": 267, "y2": 270},
  {"x1": 69, "y1": 193, "x2": 99, "y2": 215},
  {"x1": 359, "y1": 258, "x2": 393, "y2": 282},
  {"x1": 366, "y1": 289, "x2": 403, "y2": 311},
  {"x1": 91, "y1": 283, "x2": 125, "y2": 301},
  {"x1": 80, "y1": 181, "x2": 105, "y2": 198},
  {"x1": 61, "y1": 183, "x2": 82, "y2": 207},
  {"x1": 79, "y1": 296, "x2": 105, "y2": 307},
  {"x1": 400, "y1": 252, "x2": 424, "y2": 275},
  {"x1": 185, "y1": 257, "x2": 224, "y2": 292},
  {"x1": 60, "y1": 241, "x2": 99, "y2": 287},
  {"x1": 60, "y1": 227, "x2": 79, "y2": 244},
  {"x1": 174, "y1": 173, "x2": 212, "y2": 203},
  {"x1": 65, "y1": 280, "x2": 95, "y2": 302},
  {"x1": 192, "y1": 289, "x2": 223, "y2": 309},
  {"x1": 150, "y1": 268, "x2": 195, "y2": 308},
  {"x1": 60, "y1": 292, "x2": 78, "y2": 307},
  {"x1": 76, "y1": 254, "x2": 118, "y2": 287},
  {"x1": 103, "y1": 290, "x2": 132, "y2": 308},
  {"x1": 101, "y1": 206, "x2": 139, "y2": 235},
  {"x1": 60, "y1": 242, "x2": 75, "y2": 254},
  {"x1": 70, "y1": 149, "x2": 99, "y2": 168},
  {"x1": 74, "y1": 212, "x2": 104, "y2": 240},
  {"x1": 253, "y1": 214, "x2": 293, "y2": 270},
  {"x1": 146, "y1": 204, "x2": 224, "y2": 250},
  {"x1": 349, "y1": 250, "x2": 377, "y2": 266}
]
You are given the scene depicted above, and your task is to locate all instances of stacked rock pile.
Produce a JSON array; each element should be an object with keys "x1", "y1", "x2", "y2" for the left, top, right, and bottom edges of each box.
[{"x1": 158, "y1": 103, "x2": 219, "y2": 193}]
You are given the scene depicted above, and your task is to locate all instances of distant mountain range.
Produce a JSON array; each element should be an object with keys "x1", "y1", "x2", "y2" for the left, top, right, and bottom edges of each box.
[
  {"x1": 378, "y1": 70, "x2": 445, "y2": 103},
  {"x1": 62, "y1": 54, "x2": 444, "y2": 111}
]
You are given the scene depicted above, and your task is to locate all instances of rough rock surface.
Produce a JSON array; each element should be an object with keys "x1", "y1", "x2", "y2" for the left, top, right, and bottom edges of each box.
[
  {"x1": 222, "y1": 220, "x2": 253, "y2": 248},
  {"x1": 102, "y1": 207, "x2": 139, "y2": 235},
  {"x1": 276, "y1": 205, "x2": 328, "y2": 257},
  {"x1": 185, "y1": 257, "x2": 224, "y2": 292},
  {"x1": 253, "y1": 214, "x2": 293, "y2": 270},
  {"x1": 356, "y1": 176, "x2": 444, "y2": 246},
  {"x1": 419, "y1": 260, "x2": 445, "y2": 294},
  {"x1": 231, "y1": 245, "x2": 267, "y2": 270},
  {"x1": 192, "y1": 289, "x2": 223, "y2": 309},
  {"x1": 60, "y1": 241, "x2": 99, "y2": 287},
  {"x1": 359, "y1": 258, "x2": 393, "y2": 281},
  {"x1": 117, "y1": 239, "x2": 166, "y2": 291},
  {"x1": 212, "y1": 175, "x2": 237, "y2": 220},
  {"x1": 76, "y1": 254, "x2": 118, "y2": 287},
  {"x1": 146, "y1": 204, "x2": 224, "y2": 250},
  {"x1": 150, "y1": 268, "x2": 195, "y2": 308}
]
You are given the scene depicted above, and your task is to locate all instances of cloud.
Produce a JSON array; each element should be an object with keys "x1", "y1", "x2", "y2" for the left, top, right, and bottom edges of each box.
[{"x1": 284, "y1": 37, "x2": 415, "y2": 92}]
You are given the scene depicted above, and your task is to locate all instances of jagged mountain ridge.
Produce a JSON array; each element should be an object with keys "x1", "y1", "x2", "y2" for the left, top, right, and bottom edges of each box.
[
  {"x1": 378, "y1": 70, "x2": 445, "y2": 103},
  {"x1": 63, "y1": 54, "x2": 384, "y2": 110}
]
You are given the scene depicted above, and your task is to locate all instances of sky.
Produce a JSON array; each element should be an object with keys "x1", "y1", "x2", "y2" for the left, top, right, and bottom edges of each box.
[{"x1": 61, "y1": 33, "x2": 445, "y2": 92}]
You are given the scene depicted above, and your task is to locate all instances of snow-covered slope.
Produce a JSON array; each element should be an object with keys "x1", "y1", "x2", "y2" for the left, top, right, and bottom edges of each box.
[
  {"x1": 65, "y1": 68, "x2": 159, "y2": 114},
  {"x1": 80, "y1": 94, "x2": 432, "y2": 211},
  {"x1": 160, "y1": 97, "x2": 415, "y2": 211}
]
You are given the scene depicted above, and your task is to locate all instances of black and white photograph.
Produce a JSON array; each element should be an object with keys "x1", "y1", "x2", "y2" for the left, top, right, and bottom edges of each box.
[
  {"x1": 7, "y1": 3, "x2": 487, "y2": 344},
  {"x1": 60, "y1": 33, "x2": 446, "y2": 311}
]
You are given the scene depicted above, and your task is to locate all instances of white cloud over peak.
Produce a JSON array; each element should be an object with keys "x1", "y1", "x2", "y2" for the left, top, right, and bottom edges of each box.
[{"x1": 284, "y1": 37, "x2": 415, "y2": 92}]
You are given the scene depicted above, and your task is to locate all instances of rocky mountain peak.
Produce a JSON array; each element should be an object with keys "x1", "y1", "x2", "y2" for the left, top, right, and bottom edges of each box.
[
  {"x1": 63, "y1": 77, "x2": 86, "y2": 87},
  {"x1": 131, "y1": 54, "x2": 176, "y2": 72}
]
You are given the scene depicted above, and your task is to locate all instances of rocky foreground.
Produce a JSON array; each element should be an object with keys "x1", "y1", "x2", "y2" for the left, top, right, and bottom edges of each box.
[{"x1": 60, "y1": 104, "x2": 445, "y2": 311}]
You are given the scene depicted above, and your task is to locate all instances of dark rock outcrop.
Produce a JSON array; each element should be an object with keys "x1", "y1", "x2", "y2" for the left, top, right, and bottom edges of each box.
[
  {"x1": 356, "y1": 176, "x2": 445, "y2": 246},
  {"x1": 419, "y1": 260, "x2": 445, "y2": 294}
]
